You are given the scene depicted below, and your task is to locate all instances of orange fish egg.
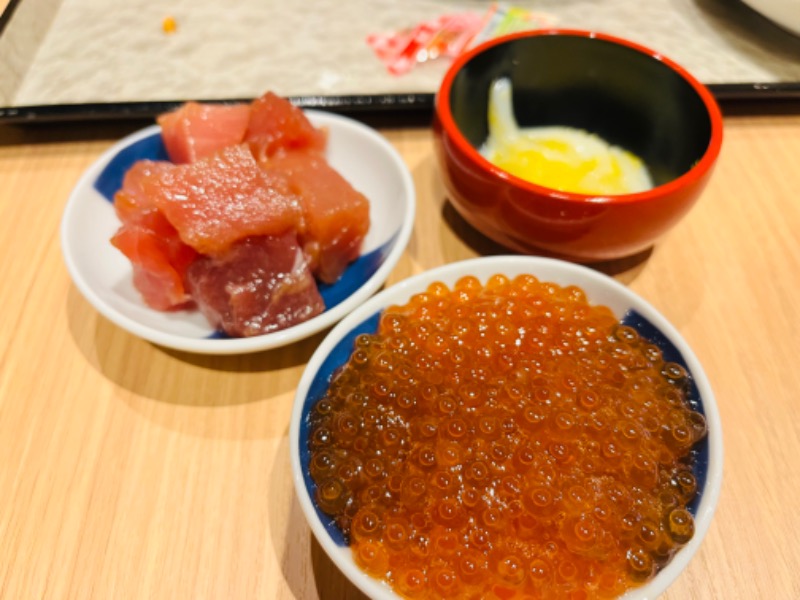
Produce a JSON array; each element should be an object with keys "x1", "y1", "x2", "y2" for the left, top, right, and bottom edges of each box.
[{"x1": 309, "y1": 274, "x2": 706, "y2": 599}]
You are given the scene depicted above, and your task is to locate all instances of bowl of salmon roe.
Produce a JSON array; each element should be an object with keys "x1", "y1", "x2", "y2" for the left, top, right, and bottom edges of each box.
[
  {"x1": 433, "y1": 30, "x2": 723, "y2": 262},
  {"x1": 290, "y1": 256, "x2": 722, "y2": 600}
]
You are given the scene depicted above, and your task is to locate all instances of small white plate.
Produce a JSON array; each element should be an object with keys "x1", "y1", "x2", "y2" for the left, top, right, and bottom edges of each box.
[
  {"x1": 61, "y1": 111, "x2": 415, "y2": 354},
  {"x1": 290, "y1": 255, "x2": 723, "y2": 600},
  {"x1": 741, "y1": 0, "x2": 800, "y2": 37}
]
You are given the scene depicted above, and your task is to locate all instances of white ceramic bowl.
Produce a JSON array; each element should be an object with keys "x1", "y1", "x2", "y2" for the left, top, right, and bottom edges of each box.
[
  {"x1": 61, "y1": 111, "x2": 415, "y2": 354},
  {"x1": 290, "y1": 255, "x2": 723, "y2": 600},
  {"x1": 741, "y1": 0, "x2": 800, "y2": 36}
]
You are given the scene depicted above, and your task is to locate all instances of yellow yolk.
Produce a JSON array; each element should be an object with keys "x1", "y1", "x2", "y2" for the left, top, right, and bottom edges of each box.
[{"x1": 480, "y1": 78, "x2": 653, "y2": 195}]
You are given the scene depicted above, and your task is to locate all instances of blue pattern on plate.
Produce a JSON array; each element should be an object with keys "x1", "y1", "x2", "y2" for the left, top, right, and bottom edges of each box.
[
  {"x1": 94, "y1": 131, "x2": 168, "y2": 201},
  {"x1": 299, "y1": 307, "x2": 712, "y2": 547}
]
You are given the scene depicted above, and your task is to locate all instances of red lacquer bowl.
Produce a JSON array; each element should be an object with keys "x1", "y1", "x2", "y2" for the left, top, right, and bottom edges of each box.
[{"x1": 433, "y1": 30, "x2": 723, "y2": 262}]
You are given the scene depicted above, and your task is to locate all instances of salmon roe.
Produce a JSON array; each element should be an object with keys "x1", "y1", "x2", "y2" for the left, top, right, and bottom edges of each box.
[{"x1": 308, "y1": 274, "x2": 706, "y2": 599}]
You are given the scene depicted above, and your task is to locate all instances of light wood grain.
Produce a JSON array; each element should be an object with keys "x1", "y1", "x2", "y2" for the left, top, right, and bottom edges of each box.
[{"x1": 1, "y1": 110, "x2": 799, "y2": 600}]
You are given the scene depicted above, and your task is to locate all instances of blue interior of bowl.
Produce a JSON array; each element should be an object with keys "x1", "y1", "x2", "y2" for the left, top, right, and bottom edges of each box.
[
  {"x1": 300, "y1": 310, "x2": 382, "y2": 546},
  {"x1": 299, "y1": 307, "x2": 710, "y2": 547},
  {"x1": 94, "y1": 130, "x2": 402, "y2": 340},
  {"x1": 620, "y1": 311, "x2": 709, "y2": 516}
]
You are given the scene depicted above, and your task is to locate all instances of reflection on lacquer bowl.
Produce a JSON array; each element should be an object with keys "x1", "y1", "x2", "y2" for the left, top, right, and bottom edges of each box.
[
  {"x1": 60, "y1": 111, "x2": 415, "y2": 355},
  {"x1": 433, "y1": 30, "x2": 723, "y2": 262},
  {"x1": 290, "y1": 256, "x2": 723, "y2": 600}
]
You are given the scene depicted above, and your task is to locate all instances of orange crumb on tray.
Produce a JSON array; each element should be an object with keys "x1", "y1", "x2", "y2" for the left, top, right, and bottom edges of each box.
[{"x1": 162, "y1": 16, "x2": 178, "y2": 34}]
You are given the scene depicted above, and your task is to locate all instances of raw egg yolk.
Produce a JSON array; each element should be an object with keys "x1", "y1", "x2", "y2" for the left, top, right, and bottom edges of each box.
[{"x1": 480, "y1": 78, "x2": 654, "y2": 196}]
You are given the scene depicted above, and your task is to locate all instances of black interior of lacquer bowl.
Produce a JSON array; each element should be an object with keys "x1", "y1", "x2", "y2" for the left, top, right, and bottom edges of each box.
[{"x1": 448, "y1": 35, "x2": 714, "y2": 187}]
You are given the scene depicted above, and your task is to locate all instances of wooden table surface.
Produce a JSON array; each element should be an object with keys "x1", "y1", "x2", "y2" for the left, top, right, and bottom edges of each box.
[{"x1": 1, "y1": 105, "x2": 799, "y2": 599}]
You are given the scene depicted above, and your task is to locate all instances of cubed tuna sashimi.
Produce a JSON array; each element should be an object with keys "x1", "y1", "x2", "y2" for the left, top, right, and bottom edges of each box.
[
  {"x1": 263, "y1": 152, "x2": 370, "y2": 284},
  {"x1": 157, "y1": 101, "x2": 251, "y2": 164},
  {"x1": 109, "y1": 91, "x2": 372, "y2": 337},
  {"x1": 136, "y1": 144, "x2": 304, "y2": 256},
  {"x1": 113, "y1": 160, "x2": 170, "y2": 222},
  {"x1": 245, "y1": 92, "x2": 327, "y2": 162},
  {"x1": 186, "y1": 233, "x2": 325, "y2": 337},
  {"x1": 111, "y1": 214, "x2": 198, "y2": 311},
  {"x1": 112, "y1": 161, "x2": 198, "y2": 310}
]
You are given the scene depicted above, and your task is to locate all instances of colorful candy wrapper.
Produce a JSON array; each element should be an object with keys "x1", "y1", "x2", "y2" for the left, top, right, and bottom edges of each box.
[
  {"x1": 366, "y1": 4, "x2": 558, "y2": 76},
  {"x1": 366, "y1": 12, "x2": 486, "y2": 76},
  {"x1": 468, "y1": 4, "x2": 558, "y2": 48}
]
